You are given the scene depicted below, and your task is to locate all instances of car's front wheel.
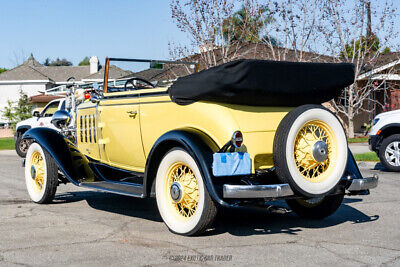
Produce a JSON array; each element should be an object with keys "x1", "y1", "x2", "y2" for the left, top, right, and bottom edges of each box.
[
  {"x1": 379, "y1": 134, "x2": 400, "y2": 172},
  {"x1": 155, "y1": 148, "x2": 217, "y2": 236},
  {"x1": 15, "y1": 133, "x2": 31, "y2": 158},
  {"x1": 25, "y1": 143, "x2": 58, "y2": 203}
]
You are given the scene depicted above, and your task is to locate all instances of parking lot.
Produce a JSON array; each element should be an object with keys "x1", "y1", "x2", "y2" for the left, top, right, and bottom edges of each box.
[{"x1": 0, "y1": 149, "x2": 399, "y2": 266}]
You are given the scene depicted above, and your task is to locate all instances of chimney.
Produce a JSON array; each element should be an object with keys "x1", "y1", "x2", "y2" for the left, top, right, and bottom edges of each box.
[{"x1": 89, "y1": 56, "x2": 99, "y2": 74}]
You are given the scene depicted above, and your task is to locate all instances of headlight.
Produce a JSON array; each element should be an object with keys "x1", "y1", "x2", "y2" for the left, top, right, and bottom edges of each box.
[{"x1": 372, "y1": 118, "x2": 380, "y2": 126}]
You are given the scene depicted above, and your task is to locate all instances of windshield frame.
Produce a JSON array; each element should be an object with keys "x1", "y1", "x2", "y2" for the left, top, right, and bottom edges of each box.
[{"x1": 103, "y1": 58, "x2": 198, "y2": 93}]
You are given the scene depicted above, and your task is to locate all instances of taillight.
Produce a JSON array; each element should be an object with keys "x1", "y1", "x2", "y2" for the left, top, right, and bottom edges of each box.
[
  {"x1": 232, "y1": 131, "x2": 243, "y2": 148},
  {"x1": 84, "y1": 93, "x2": 91, "y2": 100}
]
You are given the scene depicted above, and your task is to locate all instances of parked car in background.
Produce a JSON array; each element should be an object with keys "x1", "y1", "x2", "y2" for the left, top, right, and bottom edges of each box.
[
  {"x1": 14, "y1": 99, "x2": 65, "y2": 157},
  {"x1": 369, "y1": 109, "x2": 400, "y2": 171}
]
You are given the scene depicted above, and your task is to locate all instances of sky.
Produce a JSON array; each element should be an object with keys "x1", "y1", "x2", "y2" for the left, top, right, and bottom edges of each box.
[
  {"x1": 0, "y1": 0, "x2": 189, "y2": 69},
  {"x1": 1, "y1": 0, "x2": 399, "y2": 69}
]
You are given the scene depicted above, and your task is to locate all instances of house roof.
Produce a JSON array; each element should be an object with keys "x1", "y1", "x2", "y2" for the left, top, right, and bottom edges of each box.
[
  {"x1": 83, "y1": 65, "x2": 133, "y2": 80},
  {"x1": 22, "y1": 54, "x2": 43, "y2": 68},
  {"x1": 0, "y1": 65, "x2": 51, "y2": 81},
  {"x1": 36, "y1": 66, "x2": 90, "y2": 82},
  {"x1": 0, "y1": 55, "x2": 93, "y2": 83}
]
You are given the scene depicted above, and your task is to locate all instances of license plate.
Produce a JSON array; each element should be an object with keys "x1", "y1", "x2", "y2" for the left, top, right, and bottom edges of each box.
[{"x1": 212, "y1": 152, "x2": 251, "y2": 176}]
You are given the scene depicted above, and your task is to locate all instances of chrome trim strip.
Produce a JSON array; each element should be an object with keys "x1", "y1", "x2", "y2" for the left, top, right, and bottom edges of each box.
[
  {"x1": 103, "y1": 91, "x2": 168, "y2": 100},
  {"x1": 348, "y1": 175, "x2": 379, "y2": 191},
  {"x1": 77, "y1": 106, "x2": 97, "y2": 110},
  {"x1": 223, "y1": 184, "x2": 294, "y2": 198}
]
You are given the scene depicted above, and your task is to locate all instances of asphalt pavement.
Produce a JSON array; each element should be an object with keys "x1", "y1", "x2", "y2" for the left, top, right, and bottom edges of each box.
[{"x1": 0, "y1": 150, "x2": 399, "y2": 266}]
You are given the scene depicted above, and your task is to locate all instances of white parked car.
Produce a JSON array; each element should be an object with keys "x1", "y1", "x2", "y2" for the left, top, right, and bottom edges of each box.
[
  {"x1": 15, "y1": 99, "x2": 65, "y2": 157},
  {"x1": 369, "y1": 109, "x2": 400, "y2": 171}
]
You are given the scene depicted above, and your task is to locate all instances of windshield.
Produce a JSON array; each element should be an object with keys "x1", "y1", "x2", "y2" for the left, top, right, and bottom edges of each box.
[{"x1": 104, "y1": 58, "x2": 197, "y2": 93}]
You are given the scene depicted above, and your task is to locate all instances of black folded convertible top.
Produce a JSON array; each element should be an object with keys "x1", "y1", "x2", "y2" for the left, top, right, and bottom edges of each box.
[{"x1": 168, "y1": 59, "x2": 354, "y2": 106}]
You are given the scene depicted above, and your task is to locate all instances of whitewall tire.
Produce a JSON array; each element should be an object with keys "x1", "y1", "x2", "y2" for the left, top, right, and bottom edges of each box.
[
  {"x1": 25, "y1": 143, "x2": 58, "y2": 204},
  {"x1": 274, "y1": 105, "x2": 348, "y2": 198},
  {"x1": 155, "y1": 148, "x2": 217, "y2": 236}
]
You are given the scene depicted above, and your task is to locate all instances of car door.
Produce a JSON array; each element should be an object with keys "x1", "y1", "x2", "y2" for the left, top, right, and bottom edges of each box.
[{"x1": 98, "y1": 92, "x2": 146, "y2": 173}]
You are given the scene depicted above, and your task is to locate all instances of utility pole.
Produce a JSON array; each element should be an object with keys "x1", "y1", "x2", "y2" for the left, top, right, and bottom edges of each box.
[{"x1": 366, "y1": 1, "x2": 372, "y2": 39}]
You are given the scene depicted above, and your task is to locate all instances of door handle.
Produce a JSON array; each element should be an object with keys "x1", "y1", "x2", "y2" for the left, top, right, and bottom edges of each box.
[{"x1": 127, "y1": 110, "x2": 137, "y2": 118}]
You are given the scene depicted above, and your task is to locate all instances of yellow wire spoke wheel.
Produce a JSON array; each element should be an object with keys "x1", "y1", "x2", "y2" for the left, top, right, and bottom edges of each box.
[
  {"x1": 273, "y1": 105, "x2": 348, "y2": 197},
  {"x1": 293, "y1": 120, "x2": 337, "y2": 183},
  {"x1": 30, "y1": 151, "x2": 45, "y2": 194},
  {"x1": 25, "y1": 143, "x2": 58, "y2": 204},
  {"x1": 155, "y1": 148, "x2": 217, "y2": 235},
  {"x1": 164, "y1": 162, "x2": 199, "y2": 221}
]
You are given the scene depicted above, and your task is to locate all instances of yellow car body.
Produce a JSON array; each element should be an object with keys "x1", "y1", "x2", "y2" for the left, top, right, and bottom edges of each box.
[
  {"x1": 77, "y1": 87, "x2": 291, "y2": 174},
  {"x1": 22, "y1": 58, "x2": 379, "y2": 235}
]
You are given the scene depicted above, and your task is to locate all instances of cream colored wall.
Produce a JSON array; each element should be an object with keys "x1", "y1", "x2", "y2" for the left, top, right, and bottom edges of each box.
[{"x1": 0, "y1": 82, "x2": 48, "y2": 122}]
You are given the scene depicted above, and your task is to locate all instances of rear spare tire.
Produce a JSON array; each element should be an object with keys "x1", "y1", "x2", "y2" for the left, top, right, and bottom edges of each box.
[{"x1": 273, "y1": 104, "x2": 347, "y2": 198}]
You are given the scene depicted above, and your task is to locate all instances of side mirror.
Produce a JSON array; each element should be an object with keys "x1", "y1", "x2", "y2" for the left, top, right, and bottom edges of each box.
[
  {"x1": 51, "y1": 110, "x2": 71, "y2": 129},
  {"x1": 32, "y1": 111, "x2": 40, "y2": 117}
]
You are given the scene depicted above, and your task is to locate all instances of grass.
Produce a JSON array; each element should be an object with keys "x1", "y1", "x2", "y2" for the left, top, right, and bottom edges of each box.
[
  {"x1": 354, "y1": 152, "x2": 380, "y2": 162},
  {"x1": 348, "y1": 137, "x2": 369, "y2": 143},
  {"x1": 0, "y1": 137, "x2": 14, "y2": 150}
]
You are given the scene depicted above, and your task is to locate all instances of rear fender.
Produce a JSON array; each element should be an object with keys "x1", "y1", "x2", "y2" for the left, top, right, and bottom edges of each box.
[
  {"x1": 143, "y1": 129, "x2": 232, "y2": 207},
  {"x1": 344, "y1": 148, "x2": 363, "y2": 180},
  {"x1": 23, "y1": 128, "x2": 96, "y2": 185}
]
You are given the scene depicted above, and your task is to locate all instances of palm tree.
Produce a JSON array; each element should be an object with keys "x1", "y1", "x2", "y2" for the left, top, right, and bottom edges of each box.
[{"x1": 222, "y1": 5, "x2": 277, "y2": 45}]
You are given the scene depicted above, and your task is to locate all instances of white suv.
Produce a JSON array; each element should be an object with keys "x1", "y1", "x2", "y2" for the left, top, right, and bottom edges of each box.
[
  {"x1": 369, "y1": 109, "x2": 400, "y2": 171},
  {"x1": 15, "y1": 99, "x2": 65, "y2": 157}
]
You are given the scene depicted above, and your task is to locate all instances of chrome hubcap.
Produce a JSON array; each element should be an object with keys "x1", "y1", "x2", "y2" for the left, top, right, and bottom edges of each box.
[
  {"x1": 170, "y1": 182, "x2": 183, "y2": 203},
  {"x1": 31, "y1": 165, "x2": 36, "y2": 180},
  {"x1": 20, "y1": 139, "x2": 29, "y2": 153},
  {"x1": 313, "y1": 141, "x2": 328, "y2": 162},
  {"x1": 385, "y1": 141, "x2": 400, "y2": 167}
]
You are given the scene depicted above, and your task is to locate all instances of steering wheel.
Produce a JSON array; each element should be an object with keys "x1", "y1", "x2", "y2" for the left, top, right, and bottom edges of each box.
[{"x1": 124, "y1": 77, "x2": 155, "y2": 90}]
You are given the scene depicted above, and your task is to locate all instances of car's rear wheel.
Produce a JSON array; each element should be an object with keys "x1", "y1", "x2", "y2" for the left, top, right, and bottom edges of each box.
[
  {"x1": 273, "y1": 105, "x2": 348, "y2": 198},
  {"x1": 15, "y1": 134, "x2": 31, "y2": 158},
  {"x1": 155, "y1": 148, "x2": 217, "y2": 236},
  {"x1": 25, "y1": 143, "x2": 58, "y2": 204},
  {"x1": 286, "y1": 194, "x2": 344, "y2": 219},
  {"x1": 379, "y1": 134, "x2": 400, "y2": 172}
]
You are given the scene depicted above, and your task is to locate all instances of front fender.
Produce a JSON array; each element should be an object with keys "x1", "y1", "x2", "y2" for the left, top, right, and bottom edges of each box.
[
  {"x1": 143, "y1": 129, "x2": 231, "y2": 207},
  {"x1": 23, "y1": 128, "x2": 96, "y2": 185}
]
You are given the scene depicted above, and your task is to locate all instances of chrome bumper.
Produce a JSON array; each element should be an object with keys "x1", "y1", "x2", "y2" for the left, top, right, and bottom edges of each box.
[
  {"x1": 223, "y1": 184, "x2": 294, "y2": 198},
  {"x1": 347, "y1": 175, "x2": 379, "y2": 191},
  {"x1": 223, "y1": 176, "x2": 379, "y2": 199}
]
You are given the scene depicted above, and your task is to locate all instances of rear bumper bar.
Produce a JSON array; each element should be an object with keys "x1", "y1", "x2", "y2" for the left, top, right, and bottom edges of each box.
[
  {"x1": 223, "y1": 175, "x2": 379, "y2": 199},
  {"x1": 347, "y1": 175, "x2": 379, "y2": 191}
]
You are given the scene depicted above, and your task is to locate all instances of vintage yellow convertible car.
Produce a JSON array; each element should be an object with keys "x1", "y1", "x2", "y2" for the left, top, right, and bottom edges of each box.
[{"x1": 23, "y1": 58, "x2": 378, "y2": 236}]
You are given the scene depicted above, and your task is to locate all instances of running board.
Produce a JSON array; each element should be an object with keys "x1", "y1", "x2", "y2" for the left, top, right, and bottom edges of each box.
[{"x1": 79, "y1": 181, "x2": 144, "y2": 198}]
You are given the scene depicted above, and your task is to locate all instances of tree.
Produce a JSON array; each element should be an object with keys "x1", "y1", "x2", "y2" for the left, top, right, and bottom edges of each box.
[
  {"x1": 0, "y1": 68, "x2": 7, "y2": 74},
  {"x1": 48, "y1": 58, "x2": 73, "y2": 66},
  {"x1": 320, "y1": 0, "x2": 399, "y2": 137},
  {"x1": 1, "y1": 90, "x2": 33, "y2": 129},
  {"x1": 170, "y1": 0, "x2": 238, "y2": 69},
  {"x1": 340, "y1": 35, "x2": 381, "y2": 59},
  {"x1": 222, "y1": 4, "x2": 274, "y2": 44},
  {"x1": 78, "y1": 56, "x2": 90, "y2": 66}
]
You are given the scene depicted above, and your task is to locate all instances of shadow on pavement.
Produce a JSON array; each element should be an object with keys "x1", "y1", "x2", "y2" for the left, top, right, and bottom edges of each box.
[
  {"x1": 207, "y1": 199, "x2": 379, "y2": 236},
  {"x1": 53, "y1": 191, "x2": 379, "y2": 236}
]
